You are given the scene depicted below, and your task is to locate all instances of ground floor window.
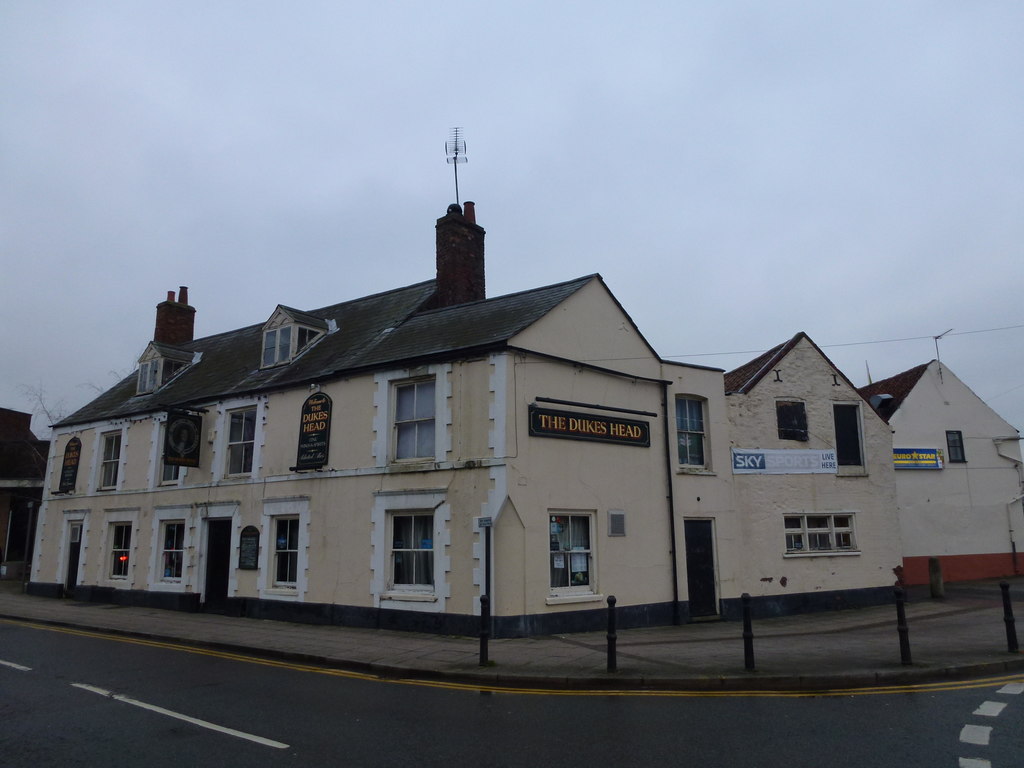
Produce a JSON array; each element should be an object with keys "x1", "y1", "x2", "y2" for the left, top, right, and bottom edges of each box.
[
  {"x1": 549, "y1": 514, "x2": 593, "y2": 592},
  {"x1": 784, "y1": 514, "x2": 856, "y2": 553},
  {"x1": 274, "y1": 517, "x2": 299, "y2": 586},
  {"x1": 161, "y1": 522, "x2": 185, "y2": 580},
  {"x1": 110, "y1": 523, "x2": 132, "y2": 577},
  {"x1": 391, "y1": 513, "x2": 434, "y2": 590}
]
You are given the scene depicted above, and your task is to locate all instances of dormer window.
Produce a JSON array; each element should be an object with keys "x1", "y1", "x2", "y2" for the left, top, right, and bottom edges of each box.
[
  {"x1": 260, "y1": 306, "x2": 327, "y2": 369},
  {"x1": 137, "y1": 343, "x2": 193, "y2": 394}
]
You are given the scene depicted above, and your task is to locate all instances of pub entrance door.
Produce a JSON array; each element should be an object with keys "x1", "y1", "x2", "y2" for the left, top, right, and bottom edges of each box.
[
  {"x1": 683, "y1": 519, "x2": 718, "y2": 618},
  {"x1": 203, "y1": 519, "x2": 232, "y2": 612}
]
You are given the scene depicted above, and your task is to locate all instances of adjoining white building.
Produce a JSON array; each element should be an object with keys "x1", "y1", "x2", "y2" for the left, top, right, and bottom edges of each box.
[
  {"x1": 859, "y1": 360, "x2": 1024, "y2": 585},
  {"x1": 722, "y1": 333, "x2": 902, "y2": 617}
]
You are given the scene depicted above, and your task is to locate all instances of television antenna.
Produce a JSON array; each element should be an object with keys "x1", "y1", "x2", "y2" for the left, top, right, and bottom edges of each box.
[{"x1": 445, "y1": 127, "x2": 467, "y2": 205}]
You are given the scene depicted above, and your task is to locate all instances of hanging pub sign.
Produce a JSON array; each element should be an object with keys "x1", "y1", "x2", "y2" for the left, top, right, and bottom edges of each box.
[
  {"x1": 295, "y1": 392, "x2": 332, "y2": 470},
  {"x1": 528, "y1": 405, "x2": 650, "y2": 447},
  {"x1": 164, "y1": 411, "x2": 202, "y2": 468},
  {"x1": 58, "y1": 437, "x2": 82, "y2": 493}
]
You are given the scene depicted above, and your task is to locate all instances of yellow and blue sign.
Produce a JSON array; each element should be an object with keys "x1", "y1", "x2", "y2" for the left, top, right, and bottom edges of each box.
[{"x1": 893, "y1": 448, "x2": 943, "y2": 469}]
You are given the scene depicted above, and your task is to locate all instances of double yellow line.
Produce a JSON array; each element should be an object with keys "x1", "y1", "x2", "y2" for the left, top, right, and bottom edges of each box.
[{"x1": 4, "y1": 617, "x2": 1021, "y2": 698}]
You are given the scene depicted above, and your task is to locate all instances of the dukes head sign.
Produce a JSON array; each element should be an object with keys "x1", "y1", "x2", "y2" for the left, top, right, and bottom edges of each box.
[
  {"x1": 295, "y1": 392, "x2": 332, "y2": 469},
  {"x1": 528, "y1": 405, "x2": 650, "y2": 447}
]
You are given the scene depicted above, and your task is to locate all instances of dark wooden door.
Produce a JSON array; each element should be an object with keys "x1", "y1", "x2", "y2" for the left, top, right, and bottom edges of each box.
[
  {"x1": 684, "y1": 519, "x2": 718, "y2": 618},
  {"x1": 203, "y1": 519, "x2": 232, "y2": 612},
  {"x1": 64, "y1": 523, "x2": 82, "y2": 597}
]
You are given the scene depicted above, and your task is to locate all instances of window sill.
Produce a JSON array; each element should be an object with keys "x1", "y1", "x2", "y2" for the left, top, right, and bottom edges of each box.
[
  {"x1": 263, "y1": 587, "x2": 299, "y2": 600},
  {"x1": 546, "y1": 593, "x2": 603, "y2": 606},
  {"x1": 676, "y1": 467, "x2": 715, "y2": 476},
  {"x1": 382, "y1": 591, "x2": 437, "y2": 603},
  {"x1": 783, "y1": 550, "x2": 861, "y2": 559},
  {"x1": 836, "y1": 467, "x2": 868, "y2": 477}
]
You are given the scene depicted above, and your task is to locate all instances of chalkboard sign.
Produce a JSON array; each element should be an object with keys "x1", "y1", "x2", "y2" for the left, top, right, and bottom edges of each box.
[{"x1": 238, "y1": 525, "x2": 260, "y2": 570}]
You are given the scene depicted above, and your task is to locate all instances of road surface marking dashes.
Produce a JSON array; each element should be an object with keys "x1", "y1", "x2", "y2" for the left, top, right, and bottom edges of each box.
[
  {"x1": 959, "y1": 724, "x2": 992, "y2": 746},
  {"x1": 0, "y1": 659, "x2": 31, "y2": 671},
  {"x1": 958, "y1": 758, "x2": 990, "y2": 768},
  {"x1": 996, "y1": 682, "x2": 1023, "y2": 695},
  {"x1": 972, "y1": 701, "x2": 1007, "y2": 717}
]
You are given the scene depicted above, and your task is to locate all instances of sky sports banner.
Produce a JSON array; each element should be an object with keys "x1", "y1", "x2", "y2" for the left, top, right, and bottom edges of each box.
[{"x1": 732, "y1": 448, "x2": 838, "y2": 474}]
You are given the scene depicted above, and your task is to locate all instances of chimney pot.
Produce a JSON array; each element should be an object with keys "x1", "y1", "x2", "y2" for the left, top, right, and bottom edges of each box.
[
  {"x1": 154, "y1": 286, "x2": 196, "y2": 345},
  {"x1": 463, "y1": 201, "x2": 475, "y2": 224}
]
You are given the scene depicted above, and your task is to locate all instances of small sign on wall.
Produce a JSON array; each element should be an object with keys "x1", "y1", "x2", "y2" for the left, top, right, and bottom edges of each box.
[
  {"x1": 893, "y1": 448, "x2": 944, "y2": 469},
  {"x1": 238, "y1": 525, "x2": 260, "y2": 570}
]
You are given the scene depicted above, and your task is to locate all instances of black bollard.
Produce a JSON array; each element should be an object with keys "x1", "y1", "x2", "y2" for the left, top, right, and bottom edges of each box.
[
  {"x1": 607, "y1": 595, "x2": 618, "y2": 673},
  {"x1": 895, "y1": 587, "x2": 912, "y2": 665},
  {"x1": 742, "y1": 593, "x2": 755, "y2": 671},
  {"x1": 1000, "y1": 581, "x2": 1019, "y2": 653},
  {"x1": 479, "y1": 594, "x2": 490, "y2": 666}
]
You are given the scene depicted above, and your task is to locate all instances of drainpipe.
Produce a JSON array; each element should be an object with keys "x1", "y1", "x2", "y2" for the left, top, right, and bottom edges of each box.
[{"x1": 661, "y1": 382, "x2": 681, "y2": 625}]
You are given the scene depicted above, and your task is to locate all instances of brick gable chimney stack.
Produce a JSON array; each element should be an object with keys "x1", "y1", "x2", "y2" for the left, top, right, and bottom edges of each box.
[
  {"x1": 154, "y1": 286, "x2": 196, "y2": 345},
  {"x1": 433, "y1": 202, "x2": 485, "y2": 308}
]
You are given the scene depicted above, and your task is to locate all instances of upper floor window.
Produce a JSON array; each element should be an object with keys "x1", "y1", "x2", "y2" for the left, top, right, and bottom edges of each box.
[
  {"x1": 260, "y1": 307, "x2": 326, "y2": 368},
  {"x1": 227, "y1": 408, "x2": 257, "y2": 475},
  {"x1": 137, "y1": 343, "x2": 192, "y2": 394},
  {"x1": 99, "y1": 432, "x2": 122, "y2": 489},
  {"x1": 394, "y1": 379, "x2": 435, "y2": 460},
  {"x1": 946, "y1": 430, "x2": 966, "y2": 463},
  {"x1": 833, "y1": 404, "x2": 863, "y2": 466},
  {"x1": 776, "y1": 401, "x2": 808, "y2": 442},
  {"x1": 676, "y1": 397, "x2": 706, "y2": 467}
]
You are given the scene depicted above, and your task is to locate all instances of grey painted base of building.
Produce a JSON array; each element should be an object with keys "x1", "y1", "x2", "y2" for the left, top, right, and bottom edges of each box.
[{"x1": 26, "y1": 581, "x2": 895, "y2": 638}]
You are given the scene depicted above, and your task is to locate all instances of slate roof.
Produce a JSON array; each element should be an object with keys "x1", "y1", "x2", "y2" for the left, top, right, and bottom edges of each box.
[
  {"x1": 857, "y1": 362, "x2": 930, "y2": 422},
  {"x1": 56, "y1": 275, "x2": 597, "y2": 427}
]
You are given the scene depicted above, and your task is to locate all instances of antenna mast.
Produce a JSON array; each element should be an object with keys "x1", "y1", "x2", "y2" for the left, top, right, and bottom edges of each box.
[{"x1": 445, "y1": 127, "x2": 467, "y2": 206}]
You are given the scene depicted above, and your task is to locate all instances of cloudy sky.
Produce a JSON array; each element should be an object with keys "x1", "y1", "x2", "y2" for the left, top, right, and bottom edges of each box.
[{"x1": 3, "y1": 2, "x2": 1022, "y2": 437}]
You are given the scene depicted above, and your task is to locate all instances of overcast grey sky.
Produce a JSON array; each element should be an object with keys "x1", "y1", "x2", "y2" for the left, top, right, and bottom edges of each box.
[{"x1": 2, "y1": 1, "x2": 1022, "y2": 437}]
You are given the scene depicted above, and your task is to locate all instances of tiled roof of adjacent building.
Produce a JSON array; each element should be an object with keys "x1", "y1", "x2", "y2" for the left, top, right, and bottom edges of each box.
[
  {"x1": 857, "y1": 362, "x2": 930, "y2": 422},
  {"x1": 56, "y1": 275, "x2": 598, "y2": 427}
]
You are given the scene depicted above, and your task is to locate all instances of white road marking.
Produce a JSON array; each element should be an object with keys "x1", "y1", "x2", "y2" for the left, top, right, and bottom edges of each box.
[
  {"x1": 973, "y1": 701, "x2": 1007, "y2": 717},
  {"x1": 959, "y1": 758, "x2": 991, "y2": 768},
  {"x1": 0, "y1": 659, "x2": 31, "y2": 671},
  {"x1": 959, "y1": 724, "x2": 992, "y2": 746},
  {"x1": 997, "y1": 682, "x2": 1024, "y2": 695},
  {"x1": 70, "y1": 683, "x2": 289, "y2": 749}
]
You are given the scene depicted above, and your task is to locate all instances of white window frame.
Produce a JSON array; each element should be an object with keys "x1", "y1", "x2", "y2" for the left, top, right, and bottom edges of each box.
[
  {"x1": 372, "y1": 366, "x2": 450, "y2": 468},
  {"x1": 675, "y1": 396, "x2": 708, "y2": 469},
  {"x1": 548, "y1": 511, "x2": 596, "y2": 597},
  {"x1": 388, "y1": 512, "x2": 435, "y2": 593},
  {"x1": 226, "y1": 406, "x2": 257, "y2": 476},
  {"x1": 98, "y1": 431, "x2": 123, "y2": 490},
  {"x1": 833, "y1": 402, "x2": 864, "y2": 468},
  {"x1": 371, "y1": 489, "x2": 450, "y2": 611},
  {"x1": 105, "y1": 516, "x2": 137, "y2": 581},
  {"x1": 393, "y1": 378, "x2": 436, "y2": 461},
  {"x1": 784, "y1": 512, "x2": 858, "y2": 556},
  {"x1": 261, "y1": 323, "x2": 322, "y2": 368},
  {"x1": 272, "y1": 516, "x2": 300, "y2": 588},
  {"x1": 148, "y1": 506, "x2": 195, "y2": 591},
  {"x1": 259, "y1": 498, "x2": 309, "y2": 600}
]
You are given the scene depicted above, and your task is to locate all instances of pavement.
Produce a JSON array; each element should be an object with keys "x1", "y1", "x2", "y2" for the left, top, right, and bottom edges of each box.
[{"x1": 2, "y1": 577, "x2": 1023, "y2": 692}]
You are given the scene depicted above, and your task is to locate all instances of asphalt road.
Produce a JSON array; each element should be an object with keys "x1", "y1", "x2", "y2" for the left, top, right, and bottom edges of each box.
[{"x1": 2, "y1": 620, "x2": 1022, "y2": 767}]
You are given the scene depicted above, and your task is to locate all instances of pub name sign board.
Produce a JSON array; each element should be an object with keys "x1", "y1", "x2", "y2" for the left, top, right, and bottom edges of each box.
[
  {"x1": 528, "y1": 405, "x2": 650, "y2": 448},
  {"x1": 295, "y1": 392, "x2": 332, "y2": 470}
]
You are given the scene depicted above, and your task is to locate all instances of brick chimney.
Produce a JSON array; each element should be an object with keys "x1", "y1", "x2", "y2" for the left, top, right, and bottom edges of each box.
[
  {"x1": 432, "y1": 202, "x2": 485, "y2": 308},
  {"x1": 154, "y1": 286, "x2": 196, "y2": 345}
]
